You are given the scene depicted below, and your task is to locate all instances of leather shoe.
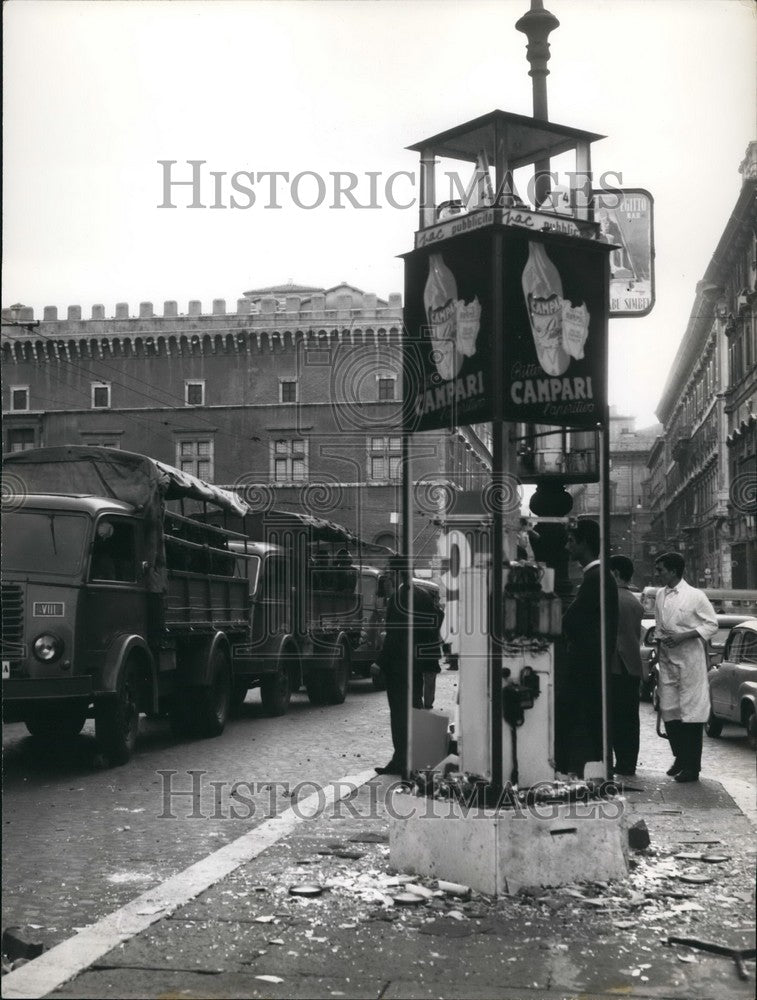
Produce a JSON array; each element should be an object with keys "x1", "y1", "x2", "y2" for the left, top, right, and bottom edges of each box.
[
  {"x1": 673, "y1": 770, "x2": 699, "y2": 783},
  {"x1": 374, "y1": 762, "x2": 403, "y2": 776},
  {"x1": 614, "y1": 769, "x2": 636, "y2": 777},
  {"x1": 666, "y1": 762, "x2": 683, "y2": 776}
]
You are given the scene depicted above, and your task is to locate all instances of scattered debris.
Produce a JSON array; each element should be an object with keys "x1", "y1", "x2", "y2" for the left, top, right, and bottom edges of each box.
[
  {"x1": 437, "y1": 880, "x2": 471, "y2": 899},
  {"x1": 255, "y1": 974, "x2": 284, "y2": 984},
  {"x1": 1, "y1": 927, "x2": 45, "y2": 962},
  {"x1": 628, "y1": 820, "x2": 651, "y2": 850},
  {"x1": 404, "y1": 884, "x2": 435, "y2": 900},
  {"x1": 289, "y1": 884, "x2": 324, "y2": 898},
  {"x1": 666, "y1": 936, "x2": 756, "y2": 981}
]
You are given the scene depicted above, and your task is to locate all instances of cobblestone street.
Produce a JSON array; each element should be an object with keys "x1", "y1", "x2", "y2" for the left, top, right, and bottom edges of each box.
[{"x1": 3, "y1": 667, "x2": 755, "y2": 961}]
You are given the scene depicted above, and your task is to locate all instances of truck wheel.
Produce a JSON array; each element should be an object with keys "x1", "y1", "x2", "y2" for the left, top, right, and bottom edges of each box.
[
  {"x1": 321, "y1": 639, "x2": 351, "y2": 706},
  {"x1": 25, "y1": 707, "x2": 88, "y2": 738},
  {"x1": 192, "y1": 648, "x2": 231, "y2": 738},
  {"x1": 705, "y1": 710, "x2": 723, "y2": 738},
  {"x1": 96, "y1": 657, "x2": 142, "y2": 765},
  {"x1": 260, "y1": 647, "x2": 296, "y2": 717}
]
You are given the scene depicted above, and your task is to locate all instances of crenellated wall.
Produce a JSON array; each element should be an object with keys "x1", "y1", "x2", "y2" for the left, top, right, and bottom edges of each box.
[{"x1": 1, "y1": 294, "x2": 404, "y2": 364}]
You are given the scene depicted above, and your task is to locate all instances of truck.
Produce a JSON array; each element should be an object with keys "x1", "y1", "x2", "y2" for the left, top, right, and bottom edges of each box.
[
  {"x1": 1, "y1": 447, "x2": 402, "y2": 761},
  {"x1": 1, "y1": 446, "x2": 257, "y2": 764},
  {"x1": 214, "y1": 509, "x2": 397, "y2": 711}
]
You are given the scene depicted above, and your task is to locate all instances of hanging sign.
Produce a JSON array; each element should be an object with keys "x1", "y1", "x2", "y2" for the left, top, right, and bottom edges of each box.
[
  {"x1": 594, "y1": 188, "x2": 655, "y2": 317},
  {"x1": 403, "y1": 229, "x2": 494, "y2": 433},
  {"x1": 403, "y1": 227, "x2": 610, "y2": 432},
  {"x1": 501, "y1": 230, "x2": 608, "y2": 426}
]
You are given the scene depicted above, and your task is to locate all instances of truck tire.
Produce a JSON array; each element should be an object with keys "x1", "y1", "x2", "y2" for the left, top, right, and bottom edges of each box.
[
  {"x1": 25, "y1": 706, "x2": 88, "y2": 739},
  {"x1": 318, "y1": 639, "x2": 351, "y2": 706},
  {"x1": 260, "y1": 646, "x2": 297, "y2": 717},
  {"x1": 95, "y1": 656, "x2": 142, "y2": 765},
  {"x1": 191, "y1": 648, "x2": 231, "y2": 738}
]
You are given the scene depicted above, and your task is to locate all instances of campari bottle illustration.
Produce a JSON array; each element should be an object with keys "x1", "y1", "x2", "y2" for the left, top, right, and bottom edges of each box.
[
  {"x1": 424, "y1": 253, "x2": 462, "y2": 381},
  {"x1": 522, "y1": 242, "x2": 570, "y2": 376}
]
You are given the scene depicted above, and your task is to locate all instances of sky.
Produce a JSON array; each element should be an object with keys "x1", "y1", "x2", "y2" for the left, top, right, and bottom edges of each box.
[{"x1": 3, "y1": 0, "x2": 755, "y2": 427}]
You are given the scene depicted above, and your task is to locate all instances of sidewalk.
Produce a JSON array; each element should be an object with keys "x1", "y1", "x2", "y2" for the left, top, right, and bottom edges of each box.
[{"x1": 3, "y1": 766, "x2": 755, "y2": 1000}]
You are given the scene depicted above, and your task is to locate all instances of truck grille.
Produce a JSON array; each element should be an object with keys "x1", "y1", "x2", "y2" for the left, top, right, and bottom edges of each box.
[{"x1": 1, "y1": 582, "x2": 25, "y2": 658}]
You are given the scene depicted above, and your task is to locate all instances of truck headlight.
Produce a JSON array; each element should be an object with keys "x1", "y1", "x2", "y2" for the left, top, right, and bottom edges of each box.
[{"x1": 33, "y1": 633, "x2": 63, "y2": 662}]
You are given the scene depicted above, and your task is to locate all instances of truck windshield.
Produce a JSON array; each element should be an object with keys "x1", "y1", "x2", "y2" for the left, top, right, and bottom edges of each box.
[{"x1": 2, "y1": 510, "x2": 89, "y2": 577}]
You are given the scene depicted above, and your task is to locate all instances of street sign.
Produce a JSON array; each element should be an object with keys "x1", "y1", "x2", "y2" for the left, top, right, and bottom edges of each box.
[{"x1": 594, "y1": 188, "x2": 655, "y2": 317}]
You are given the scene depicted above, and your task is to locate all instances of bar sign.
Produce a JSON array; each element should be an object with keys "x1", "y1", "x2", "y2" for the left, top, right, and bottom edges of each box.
[{"x1": 33, "y1": 602, "x2": 64, "y2": 617}]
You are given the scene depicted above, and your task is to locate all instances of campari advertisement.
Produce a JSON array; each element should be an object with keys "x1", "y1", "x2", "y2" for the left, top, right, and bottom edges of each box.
[
  {"x1": 403, "y1": 230, "x2": 494, "y2": 433},
  {"x1": 502, "y1": 230, "x2": 609, "y2": 426},
  {"x1": 403, "y1": 227, "x2": 609, "y2": 432}
]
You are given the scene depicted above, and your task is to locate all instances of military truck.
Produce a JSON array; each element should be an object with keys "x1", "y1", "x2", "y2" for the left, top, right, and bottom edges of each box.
[{"x1": 1, "y1": 446, "x2": 256, "y2": 764}]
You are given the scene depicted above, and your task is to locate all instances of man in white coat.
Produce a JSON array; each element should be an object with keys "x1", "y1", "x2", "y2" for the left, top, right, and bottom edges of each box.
[{"x1": 653, "y1": 552, "x2": 718, "y2": 783}]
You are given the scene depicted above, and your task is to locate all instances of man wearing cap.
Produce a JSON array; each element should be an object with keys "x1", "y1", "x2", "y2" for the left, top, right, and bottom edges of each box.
[{"x1": 372, "y1": 557, "x2": 440, "y2": 776}]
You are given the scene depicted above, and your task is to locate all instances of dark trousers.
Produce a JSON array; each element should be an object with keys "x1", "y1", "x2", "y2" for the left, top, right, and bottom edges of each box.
[
  {"x1": 665, "y1": 719, "x2": 704, "y2": 774},
  {"x1": 611, "y1": 671, "x2": 640, "y2": 773},
  {"x1": 384, "y1": 669, "x2": 423, "y2": 767}
]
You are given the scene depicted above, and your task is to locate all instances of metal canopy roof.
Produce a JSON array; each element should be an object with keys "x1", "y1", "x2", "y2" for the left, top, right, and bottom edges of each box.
[{"x1": 407, "y1": 109, "x2": 604, "y2": 168}]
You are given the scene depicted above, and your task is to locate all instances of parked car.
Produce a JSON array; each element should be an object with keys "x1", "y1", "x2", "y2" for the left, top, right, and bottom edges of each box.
[
  {"x1": 706, "y1": 618, "x2": 757, "y2": 747},
  {"x1": 642, "y1": 614, "x2": 752, "y2": 709},
  {"x1": 639, "y1": 619, "x2": 657, "y2": 701}
]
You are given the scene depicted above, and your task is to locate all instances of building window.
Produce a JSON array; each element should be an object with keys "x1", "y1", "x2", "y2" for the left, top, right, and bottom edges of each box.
[
  {"x1": 280, "y1": 379, "x2": 298, "y2": 403},
  {"x1": 10, "y1": 386, "x2": 29, "y2": 412},
  {"x1": 369, "y1": 435, "x2": 402, "y2": 481},
  {"x1": 7, "y1": 428, "x2": 35, "y2": 452},
  {"x1": 272, "y1": 438, "x2": 308, "y2": 482},
  {"x1": 82, "y1": 437, "x2": 121, "y2": 449},
  {"x1": 177, "y1": 438, "x2": 214, "y2": 481},
  {"x1": 91, "y1": 383, "x2": 111, "y2": 409},
  {"x1": 185, "y1": 381, "x2": 205, "y2": 406},
  {"x1": 378, "y1": 377, "x2": 396, "y2": 401}
]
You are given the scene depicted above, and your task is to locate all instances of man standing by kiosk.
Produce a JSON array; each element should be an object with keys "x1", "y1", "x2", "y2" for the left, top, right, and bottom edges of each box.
[{"x1": 653, "y1": 552, "x2": 718, "y2": 783}]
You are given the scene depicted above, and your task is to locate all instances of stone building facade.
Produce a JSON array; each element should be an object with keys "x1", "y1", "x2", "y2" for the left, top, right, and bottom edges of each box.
[
  {"x1": 2, "y1": 282, "x2": 495, "y2": 562},
  {"x1": 648, "y1": 143, "x2": 756, "y2": 588}
]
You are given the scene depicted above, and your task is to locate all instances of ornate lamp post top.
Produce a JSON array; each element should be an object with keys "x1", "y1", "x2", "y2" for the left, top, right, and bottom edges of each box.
[{"x1": 515, "y1": 0, "x2": 560, "y2": 121}]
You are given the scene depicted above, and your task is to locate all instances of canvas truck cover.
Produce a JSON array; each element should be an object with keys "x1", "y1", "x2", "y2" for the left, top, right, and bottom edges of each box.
[{"x1": 3, "y1": 446, "x2": 250, "y2": 592}]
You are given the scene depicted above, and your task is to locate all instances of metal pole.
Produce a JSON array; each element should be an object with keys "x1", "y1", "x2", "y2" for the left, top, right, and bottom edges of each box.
[
  {"x1": 490, "y1": 235, "x2": 505, "y2": 792},
  {"x1": 599, "y1": 422, "x2": 612, "y2": 780},
  {"x1": 515, "y1": 0, "x2": 560, "y2": 208},
  {"x1": 402, "y1": 428, "x2": 414, "y2": 780}
]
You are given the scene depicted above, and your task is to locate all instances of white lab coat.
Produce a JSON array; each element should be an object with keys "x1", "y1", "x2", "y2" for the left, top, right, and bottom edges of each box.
[{"x1": 654, "y1": 579, "x2": 718, "y2": 723}]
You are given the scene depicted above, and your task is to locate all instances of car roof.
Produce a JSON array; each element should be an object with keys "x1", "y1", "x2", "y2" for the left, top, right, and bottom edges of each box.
[
  {"x1": 714, "y1": 614, "x2": 754, "y2": 627},
  {"x1": 729, "y1": 618, "x2": 757, "y2": 632}
]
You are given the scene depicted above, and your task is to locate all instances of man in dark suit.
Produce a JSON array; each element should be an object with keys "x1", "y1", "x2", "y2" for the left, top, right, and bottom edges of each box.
[
  {"x1": 561, "y1": 519, "x2": 618, "y2": 778},
  {"x1": 609, "y1": 554, "x2": 643, "y2": 776},
  {"x1": 372, "y1": 557, "x2": 441, "y2": 776}
]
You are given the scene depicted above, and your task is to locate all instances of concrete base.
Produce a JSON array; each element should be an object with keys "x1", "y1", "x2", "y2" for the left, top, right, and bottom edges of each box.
[{"x1": 389, "y1": 793, "x2": 628, "y2": 895}]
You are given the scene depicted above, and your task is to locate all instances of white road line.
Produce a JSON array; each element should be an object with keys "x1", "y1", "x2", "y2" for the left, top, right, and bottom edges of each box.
[{"x1": 1, "y1": 767, "x2": 377, "y2": 1000}]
